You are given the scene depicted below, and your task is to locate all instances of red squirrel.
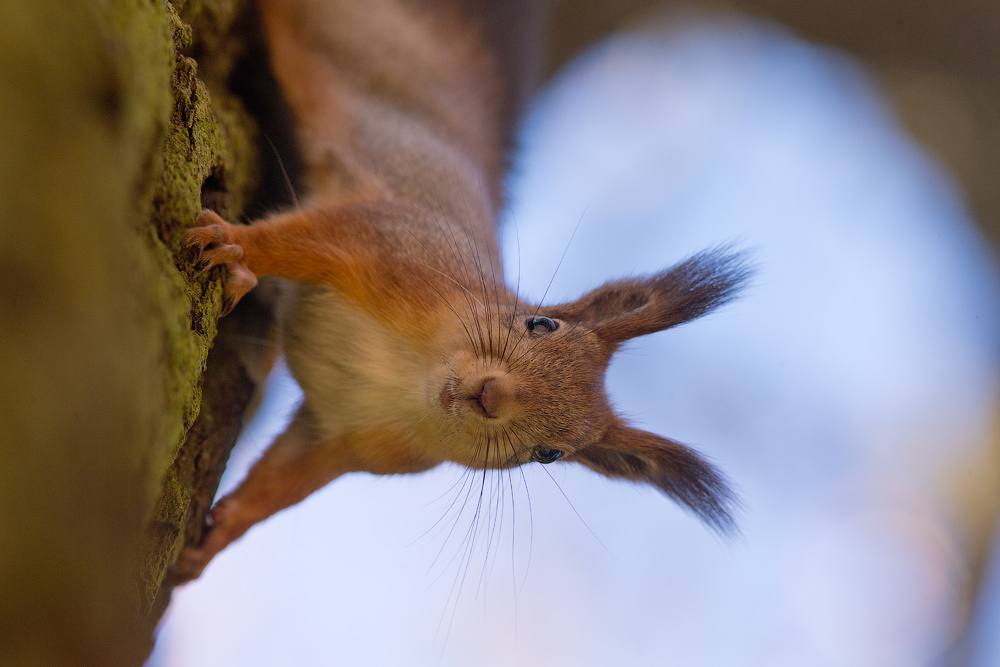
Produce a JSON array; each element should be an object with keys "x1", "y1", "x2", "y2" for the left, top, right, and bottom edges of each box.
[{"x1": 173, "y1": 0, "x2": 751, "y2": 582}]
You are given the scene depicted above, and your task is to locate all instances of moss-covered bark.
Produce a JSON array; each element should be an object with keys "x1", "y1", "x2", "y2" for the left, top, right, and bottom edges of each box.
[
  {"x1": 135, "y1": 0, "x2": 263, "y2": 619},
  {"x1": 0, "y1": 0, "x2": 260, "y2": 663}
]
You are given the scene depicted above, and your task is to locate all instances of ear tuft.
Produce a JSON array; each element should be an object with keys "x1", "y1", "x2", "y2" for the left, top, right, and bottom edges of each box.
[
  {"x1": 546, "y1": 246, "x2": 753, "y2": 343},
  {"x1": 569, "y1": 422, "x2": 740, "y2": 536},
  {"x1": 647, "y1": 245, "x2": 753, "y2": 330}
]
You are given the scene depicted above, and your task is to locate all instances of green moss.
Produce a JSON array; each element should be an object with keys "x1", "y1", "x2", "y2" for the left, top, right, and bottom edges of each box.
[
  {"x1": 167, "y1": 1, "x2": 193, "y2": 50},
  {"x1": 137, "y1": 467, "x2": 191, "y2": 608},
  {"x1": 181, "y1": 0, "x2": 244, "y2": 55},
  {"x1": 129, "y1": 0, "x2": 259, "y2": 614},
  {"x1": 0, "y1": 0, "x2": 259, "y2": 656},
  {"x1": 144, "y1": 0, "x2": 260, "y2": 472}
]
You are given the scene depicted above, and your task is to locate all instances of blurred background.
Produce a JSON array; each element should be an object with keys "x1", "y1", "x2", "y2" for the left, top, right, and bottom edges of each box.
[{"x1": 149, "y1": 7, "x2": 1000, "y2": 666}]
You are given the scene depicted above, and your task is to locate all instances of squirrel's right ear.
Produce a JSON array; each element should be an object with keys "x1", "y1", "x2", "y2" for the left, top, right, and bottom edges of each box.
[
  {"x1": 567, "y1": 421, "x2": 740, "y2": 535},
  {"x1": 545, "y1": 247, "x2": 752, "y2": 344}
]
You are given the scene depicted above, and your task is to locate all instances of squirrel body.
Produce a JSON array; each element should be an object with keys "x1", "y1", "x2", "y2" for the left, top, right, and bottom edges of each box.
[{"x1": 174, "y1": 0, "x2": 750, "y2": 582}]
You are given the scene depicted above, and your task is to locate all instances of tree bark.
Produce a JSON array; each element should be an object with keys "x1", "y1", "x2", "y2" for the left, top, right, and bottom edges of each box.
[{"x1": 0, "y1": 0, "x2": 260, "y2": 664}]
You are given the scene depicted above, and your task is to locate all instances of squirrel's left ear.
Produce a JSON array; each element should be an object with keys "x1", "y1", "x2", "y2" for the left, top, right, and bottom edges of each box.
[
  {"x1": 545, "y1": 247, "x2": 752, "y2": 344},
  {"x1": 567, "y1": 420, "x2": 739, "y2": 535}
]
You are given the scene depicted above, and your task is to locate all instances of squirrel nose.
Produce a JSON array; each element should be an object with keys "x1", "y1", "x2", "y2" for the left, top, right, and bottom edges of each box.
[{"x1": 477, "y1": 378, "x2": 507, "y2": 418}]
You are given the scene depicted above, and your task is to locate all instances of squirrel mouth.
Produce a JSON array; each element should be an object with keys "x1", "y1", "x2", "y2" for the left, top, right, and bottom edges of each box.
[{"x1": 439, "y1": 379, "x2": 457, "y2": 410}]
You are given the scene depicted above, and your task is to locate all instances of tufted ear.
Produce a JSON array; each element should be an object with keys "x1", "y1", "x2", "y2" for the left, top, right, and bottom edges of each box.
[
  {"x1": 545, "y1": 247, "x2": 752, "y2": 344},
  {"x1": 568, "y1": 420, "x2": 739, "y2": 535}
]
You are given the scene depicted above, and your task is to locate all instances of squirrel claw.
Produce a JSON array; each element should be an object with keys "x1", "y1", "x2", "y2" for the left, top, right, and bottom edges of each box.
[
  {"x1": 219, "y1": 261, "x2": 258, "y2": 315},
  {"x1": 192, "y1": 243, "x2": 243, "y2": 277},
  {"x1": 184, "y1": 210, "x2": 258, "y2": 316}
]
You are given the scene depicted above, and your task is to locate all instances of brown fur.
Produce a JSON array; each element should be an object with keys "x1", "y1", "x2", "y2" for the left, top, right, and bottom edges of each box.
[{"x1": 172, "y1": 0, "x2": 751, "y2": 582}]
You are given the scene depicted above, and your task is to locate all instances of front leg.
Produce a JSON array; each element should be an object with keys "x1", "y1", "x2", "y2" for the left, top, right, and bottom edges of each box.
[
  {"x1": 169, "y1": 406, "x2": 440, "y2": 583},
  {"x1": 185, "y1": 207, "x2": 353, "y2": 315},
  {"x1": 184, "y1": 204, "x2": 443, "y2": 322},
  {"x1": 169, "y1": 406, "x2": 348, "y2": 583}
]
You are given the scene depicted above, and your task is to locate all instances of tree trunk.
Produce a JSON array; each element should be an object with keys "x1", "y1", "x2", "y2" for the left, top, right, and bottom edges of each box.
[{"x1": 0, "y1": 0, "x2": 261, "y2": 664}]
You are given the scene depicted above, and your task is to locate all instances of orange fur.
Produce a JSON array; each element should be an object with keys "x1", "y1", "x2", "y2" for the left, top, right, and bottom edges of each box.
[{"x1": 172, "y1": 0, "x2": 752, "y2": 583}]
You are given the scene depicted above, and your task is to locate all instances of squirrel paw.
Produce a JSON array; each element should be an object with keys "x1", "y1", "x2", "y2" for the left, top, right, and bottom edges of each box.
[
  {"x1": 184, "y1": 210, "x2": 258, "y2": 316},
  {"x1": 184, "y1": 209, "x2": 241, "y2": 271},
  {"x1": 167, "y1": 498, "x2": 243, "y2": 585},
  {"x1": 168, "y1": 543, "x2": 213, "y2": 585}
]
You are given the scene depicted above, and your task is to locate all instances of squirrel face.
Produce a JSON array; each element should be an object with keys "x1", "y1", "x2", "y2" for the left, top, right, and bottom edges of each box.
[
  {"x1": 431, "y1": 308, "x2": 612, "y2": 471},
  {"x1": 417, "y1": 247, "x2": 752, "y2": 535}
]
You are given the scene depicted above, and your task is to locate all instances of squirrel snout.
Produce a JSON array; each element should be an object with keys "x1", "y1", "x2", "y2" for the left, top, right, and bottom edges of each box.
[{"x1": 474, "y1": 378, "x2": 508, "y2": 419}]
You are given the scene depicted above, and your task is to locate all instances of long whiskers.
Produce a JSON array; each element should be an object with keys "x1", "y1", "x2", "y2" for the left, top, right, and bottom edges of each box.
[
  {"x1": 263, "y1": 133, "x2": 301, "y2": 211},
  {"x1": 516, "y1": 465, "x2": 535, "y2": 594},
  {"x1": 433, "y1": 432, "x2": 493, "y2": 647},
  {"x1": 387, "y1": 207, "x2": 484, "y2": 355},
  {"x1": 505, "y1": 206, "x2": 588, "y2": 370},
  {"x1": 424, "y1": 178, "x2": 491, "y2": 357},
  {"x1": 539, "y1": 464, "x2": 617, "y2": 562},
  {"x1": 499, "y1": 210, "x2": 523, "y2": 362},
  {"x1": 428, "y1": 422, "x2": 533, "y2": 651}
]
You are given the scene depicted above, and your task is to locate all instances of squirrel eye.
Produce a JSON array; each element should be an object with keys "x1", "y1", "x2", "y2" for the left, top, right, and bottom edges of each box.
[
  {"x1": 531, "y1": 448, "x2": 563, "y2": 464},
  {"x1": 525, "y1": 316, "x2": 558, "y2": 334}
]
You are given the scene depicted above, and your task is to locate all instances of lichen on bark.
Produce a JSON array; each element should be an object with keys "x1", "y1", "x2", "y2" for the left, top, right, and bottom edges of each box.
[
  {"x1": 0, "y1": 0, "x2": 262, "y2": 663},
  {"x1": 137, "y1": 0, "x2": 264, "y2": 619}
]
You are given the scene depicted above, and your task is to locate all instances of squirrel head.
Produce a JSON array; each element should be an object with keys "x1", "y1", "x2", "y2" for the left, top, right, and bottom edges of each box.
[{"x1": 428, "y1": 247, "x2": 751, "y2": 534}]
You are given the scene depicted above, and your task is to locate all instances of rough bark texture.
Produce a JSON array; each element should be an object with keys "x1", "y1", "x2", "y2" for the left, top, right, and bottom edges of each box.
[
  {"x1": 131, "y1": 0, "x2": 267, "y2": 632},
  {"x1": 0, "y1": 0, "x2": 260, "y2": 664}
]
